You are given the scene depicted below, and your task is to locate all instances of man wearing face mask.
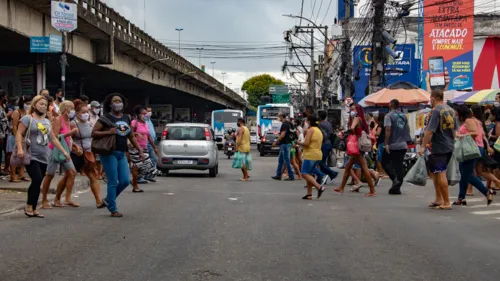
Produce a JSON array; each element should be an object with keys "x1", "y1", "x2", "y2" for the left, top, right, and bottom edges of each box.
[
  {"x1": 53, "y1": 88, "x2": 64, "y2": 115},
  {"x1": 144, "y1": 106, "x2": 158, "y2": 180},
  {"x1": 89, "y1": 101, "x2": 102, "y2": 127}
]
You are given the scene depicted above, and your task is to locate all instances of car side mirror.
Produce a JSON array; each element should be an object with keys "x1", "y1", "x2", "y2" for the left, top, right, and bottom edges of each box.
[{"x1": 215, "y1": 137, "x2": 223, "y2": 142}]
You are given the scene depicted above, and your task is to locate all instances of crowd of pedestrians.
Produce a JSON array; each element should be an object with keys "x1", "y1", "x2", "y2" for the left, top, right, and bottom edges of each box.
[{"x1": 0, "y1": 89, "x2": 159, "y2": 218}]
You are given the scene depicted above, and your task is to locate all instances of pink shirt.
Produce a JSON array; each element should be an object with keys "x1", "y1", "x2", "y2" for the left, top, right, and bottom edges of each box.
[
  {"x1": 49, "y1": 118, "x2": 71, "y2": 150},
  {"x1": 459, "y1": 119, "x2": 484, "y2": 147},
  {"x1": 131, "y1": 119, "x2": 150, "y2": 149}
]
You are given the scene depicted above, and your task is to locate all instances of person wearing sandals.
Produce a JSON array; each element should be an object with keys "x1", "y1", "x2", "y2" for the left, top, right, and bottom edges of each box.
[
  {"x1": 40, "y1": 100, "x2": 79, "y2": 209},
  {"x1": 334, "y1": 103, "x2": 376, "y2": 197},
  {"x1": 16, "y1": 95, "x2": 70, "y2": 218},
  {"x1": 70, "y1": 99, "x2": 105, "y2": 209},
  {"x1": 92, "y1": 93, "x2": 144, "y2": 218},
  {"x1": 129, "y1": 105, "x2": 158, "y2": 192},
  {"x1": 298, "y1": 114, "x2": 326, "y2": 200},
  {"x1": 10, "y1": 95, "x2": 32, "y2": 183},
  {"x1": 452, "y1": 105, "x2": 494, "y2": 206}
]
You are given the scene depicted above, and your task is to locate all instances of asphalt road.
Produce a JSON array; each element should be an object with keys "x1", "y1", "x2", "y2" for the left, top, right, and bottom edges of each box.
[{"x1": 1, "y1": 148, "x2": 500, "y2": 281}]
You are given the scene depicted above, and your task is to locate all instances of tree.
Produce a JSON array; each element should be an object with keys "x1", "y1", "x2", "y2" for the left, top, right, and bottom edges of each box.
[{"x1": 241, "y1": 74, "x2": 285, "y2": 107}]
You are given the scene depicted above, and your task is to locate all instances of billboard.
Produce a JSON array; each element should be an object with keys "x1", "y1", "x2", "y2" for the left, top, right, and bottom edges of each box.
[
  {"x1": 423, "y1": 0, "x2": 474, "y2": 91},
  {"x1": 352, "y1": 44, "x2": 420, "y2": 102}
]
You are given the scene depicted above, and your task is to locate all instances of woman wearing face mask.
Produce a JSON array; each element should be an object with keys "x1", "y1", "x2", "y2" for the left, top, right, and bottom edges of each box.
[
  {"x1": 70, "y1": 99, "x2": 105, "y2": 208},
  {"x1": 92, "y1": 93, "x2": 144, "y2": 217},
  {"x1": 9, "y1": 95, "x2": 33, "y2": 182},
  {"x1": 333, "y1": 103, "x2": 376, "y2": 197},
  {"x1": 16, "y1": 96, "x2": 70, "y2": 217},
  {"x1": 129, "y1": 105, "x2": 159, "y2": 191},
  {"x1": 41, "y1": 100, "x2": 79, "y2": 208}
]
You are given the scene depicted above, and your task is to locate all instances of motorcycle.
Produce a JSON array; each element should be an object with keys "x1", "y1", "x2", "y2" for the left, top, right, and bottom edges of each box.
[{"x1": 224, "y1": 139, "x2": 236, "y2": 159}]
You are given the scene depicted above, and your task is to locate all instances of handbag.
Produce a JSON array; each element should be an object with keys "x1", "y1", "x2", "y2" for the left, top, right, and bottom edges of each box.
[
  {"x1": 346, "y1": 134, "x2": 360, "y2": 156},
  {"x1": 461, "y1": 135, "x2": 481, "y2": 161},
  {"x1": 75, "y1": 121, "x2": 95, "y2": 163},
  {"x1": 358, "y1": 131, "x2": 372, "y2": 152},
  {"x1": 52, "y1": 134, "x2": 70, "y2": 163},
  {"x1": 10, "y1": 116, "x2": 33, "y2": 167},
  {"x1": 91, "y1": 116, "x2": 116, "y2": 155}
]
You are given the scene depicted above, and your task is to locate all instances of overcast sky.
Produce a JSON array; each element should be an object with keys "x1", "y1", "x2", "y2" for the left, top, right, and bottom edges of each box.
[{"x1": 102, "y1": 0, "x2": 342, "y2": 90}]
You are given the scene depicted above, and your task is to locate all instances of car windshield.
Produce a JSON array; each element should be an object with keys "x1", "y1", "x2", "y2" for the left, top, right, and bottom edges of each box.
[
  {"x1": 260, "y1": 107, "x2": 290, "y2": 119},
  {"x1": 266, "y1": 133, "x2": 278, "y2": 139},
  {"x1": 251, "y1": 132, "x2": 256, "y2": 136},
  {"x1": 167, "y1": 126, "x2": 207, "y2": 141}
]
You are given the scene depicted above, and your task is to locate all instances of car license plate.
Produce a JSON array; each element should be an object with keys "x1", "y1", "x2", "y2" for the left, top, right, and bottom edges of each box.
[
  {"x1": 228, "y1": 147, "x2": 233, "y2": 151},
  {"x1": 177, "y1": 160, "x2": 193, "y2": 165},
  {"x1": 272, "y1": 147, "x2": 280, "y2": 150}
]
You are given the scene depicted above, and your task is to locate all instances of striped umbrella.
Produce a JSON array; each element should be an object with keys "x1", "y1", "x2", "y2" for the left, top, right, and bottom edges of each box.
[
  {"x1": 451, "y1": 91, "x2": 477, "y2": 104},
  {"x1": 443, "y1": 90, "x2": 468, "y2": 102},
  {"x1": 463, "y1": 89, "x2": 500, "y2": 105}
]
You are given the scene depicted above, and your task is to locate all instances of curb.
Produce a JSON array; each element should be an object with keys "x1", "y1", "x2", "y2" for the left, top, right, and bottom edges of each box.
[{"x1": 0, "y1": 177, "x2": 90, "y2": 215}]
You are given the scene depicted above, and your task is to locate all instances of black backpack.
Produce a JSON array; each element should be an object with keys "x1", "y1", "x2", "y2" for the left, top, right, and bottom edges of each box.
[{"x1": 287, "y1": 122, "x2": 297, "y2": 141}]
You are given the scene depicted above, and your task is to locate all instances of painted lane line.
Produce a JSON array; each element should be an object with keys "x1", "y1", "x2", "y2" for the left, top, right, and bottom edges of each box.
[
  {"x1": 471, "y1": 210, "x2": 500, "y2": 215},
  {"x1": 466, "y1": 203, "x2": 500, "y2": 208}
]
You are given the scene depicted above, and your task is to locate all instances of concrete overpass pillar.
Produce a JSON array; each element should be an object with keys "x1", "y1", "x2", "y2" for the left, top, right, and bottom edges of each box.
[{"x1": 36, "y1": 58, "x2": 46, "y2": 94}]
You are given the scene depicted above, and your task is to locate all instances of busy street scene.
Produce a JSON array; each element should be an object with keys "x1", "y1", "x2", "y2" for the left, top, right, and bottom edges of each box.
[{"x1": 1, "y1": 0, "x2": 500, "y2": 280}]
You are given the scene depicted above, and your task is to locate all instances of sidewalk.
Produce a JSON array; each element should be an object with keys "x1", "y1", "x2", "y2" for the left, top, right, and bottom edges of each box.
[{"x1": 0, "y1": 175, "x2": 90, "y2": 215}]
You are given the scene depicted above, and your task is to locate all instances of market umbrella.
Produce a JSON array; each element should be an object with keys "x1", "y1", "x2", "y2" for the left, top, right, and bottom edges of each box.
[
  {"x1": 443, "y1": 90, "x2": 468, "y2": 102},
  {"x1": 465, "y1": 89, "x2": 500, "y2": 105},
  {"x1": 364, "y1": 87, "x2": 430, "y2": 106},
  {"x1": 451, "y1": 90, "x2": 477, "y2": 104}
]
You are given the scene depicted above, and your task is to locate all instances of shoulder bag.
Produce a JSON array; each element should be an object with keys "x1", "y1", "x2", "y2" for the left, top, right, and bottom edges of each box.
[
  {"x1": 91, "y1": 115, "x2": 116, "y2": 155},
  {"x1": 10, "y1": 116, "x2": 33, "y2": 167}
]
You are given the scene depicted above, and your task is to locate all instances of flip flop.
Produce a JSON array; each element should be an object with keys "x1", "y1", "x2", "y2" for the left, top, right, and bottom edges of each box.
[
  {"x1": 333, "y1": 188, "x2": 344, "y2": 194},
  {"x1": 41, "y1": 202, "x2": 53, "y2": 209},
  {"x1": 9, "y1": 179, "x2": 22, "y2": 183},
  {"x1": 436, "y1": 205, "x2": 452, "y2": 210},
  {"x1": 20, "y1": 177, "x2": 31, "y2": 182},
  {"x1": 64, "y1": 201, "x2": 80, "y2": 207},
  {"x1": 51, "y1": 202, "x2": 65, "y2": 208},
  {"x1": 364, "y1": 193, "x2": 377, "y2": 197},
  {"x1": 132, "y1": 189, "x2": 144, "y2": 193}
]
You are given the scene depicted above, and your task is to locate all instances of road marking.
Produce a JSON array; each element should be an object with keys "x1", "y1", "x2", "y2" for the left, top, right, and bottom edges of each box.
[
  {"x1": 471, "y1": 210, "x2": 500, "y2": 215},
  {"x1": 228, "y1": 198, "x2": 238, "y2": 201},
  {"x1": 466, "y1": 203, "x2": 500, "y2": 208},
  {"x1": 450, "y1": 197, "x2": 483, "y2": 202},
  {"x1": 163, "y1": 193, "x2": 174, "y2": 195}
]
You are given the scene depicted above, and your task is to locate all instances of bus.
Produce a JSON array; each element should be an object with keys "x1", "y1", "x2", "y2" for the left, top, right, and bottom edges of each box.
[
  {"x1": 211, "y1": 109, "x2": 244, "y2": 149},
  {"x1": 256, "y1": 103, "x2": 294, "y2": 144}
]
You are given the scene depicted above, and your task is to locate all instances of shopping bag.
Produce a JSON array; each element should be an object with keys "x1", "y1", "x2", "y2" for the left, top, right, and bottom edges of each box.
[
  {"x1": 232, "y1": 152, "x2": 243, "y2": 169},
  {"x1": 454, "y1": 138, "x2": 464, "y2": 163},
  {"x1": 346, "y1": 134, "x2": 360, "y2": 156},
  {"x1": 404, "y1": 156, "x2": 427, "y2": 186},
  {"x1": 461, "y1": 135, "x2": 481, "y2": 161},
  {"x1": 245, "y1": 153, "x2": 253, "y2": 171},
  {"x1": 52, "y1": 135, "x2": 70, "y2": 163},
  {"x1": 446, "y1": 154, "x2": 460, "y2": 186},
  {"x1": 494, "y1": 137, "x2": 500, "y2": 152}
]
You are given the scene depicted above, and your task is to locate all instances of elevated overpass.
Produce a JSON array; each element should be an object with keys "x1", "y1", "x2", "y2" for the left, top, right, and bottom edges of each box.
[{"x1": 0, "y1": 0, "x2": 247, "y2": 122}]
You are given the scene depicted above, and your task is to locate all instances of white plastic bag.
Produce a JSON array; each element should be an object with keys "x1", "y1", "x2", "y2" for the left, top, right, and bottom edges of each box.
[
  {"x1": 446, "y1": 154, "x2": 460, "y2": 186},
  {"x1": 404, "y1": 156, "x2": 427, "y2": 186}
]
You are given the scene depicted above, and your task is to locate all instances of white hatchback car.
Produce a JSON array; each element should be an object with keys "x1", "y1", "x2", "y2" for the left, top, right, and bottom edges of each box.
[{"x1": 158, "y1": 123, "x2": 220, "y2": 177}]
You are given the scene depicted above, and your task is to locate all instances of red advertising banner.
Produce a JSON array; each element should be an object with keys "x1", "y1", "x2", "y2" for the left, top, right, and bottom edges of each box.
[{"x1": 423, "y1": 0, "x2": 474, "y2": 91}]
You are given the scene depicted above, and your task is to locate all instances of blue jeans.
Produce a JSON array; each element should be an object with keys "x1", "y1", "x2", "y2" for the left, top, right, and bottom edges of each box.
[
  {"x1": 146, "y1": 143, "x2": 158, "y2": 179},
  {"x1": 100, "y1": 151, "x2": 130, "y2": 213},
  {"x1": 318, "y1": 143, "x2": 338, "y2": 179},
  {"x1": 458, "y1": 157, "x2": 488, "y2": 199},
  {"x1": 276, "y1": 143, "x2": 294, "y2": 179}
]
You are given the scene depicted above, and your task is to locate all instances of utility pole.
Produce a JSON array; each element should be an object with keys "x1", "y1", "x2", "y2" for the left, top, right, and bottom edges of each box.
[
  {"x1": 342, "y1": 1, "x2": 352, "y2": 98},
  {"x1": 310, "y1": 30, "x2": 316, "y2": 108},
  {"x1": 221, "y1": 72, "x2": 226, "y2": 91},
  {"x1": 196, "y1": 47, "x2": 204, "y2": 67},
  {"x1": 370, "y1": 0, "x2": 386, "y2": 94}
]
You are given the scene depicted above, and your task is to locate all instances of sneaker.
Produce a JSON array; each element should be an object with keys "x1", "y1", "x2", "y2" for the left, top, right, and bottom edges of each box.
[
  {"x1": 375, "y1": 177, "x2": 381, "y2": 186},
  {"x1": 284, "y1": 178, "x2": 295, "y2": 181},
  {"x1": 137, "y1": 178, "x2": 149, "y2": 184},
  {"x1": 271, "y1": 176, "x2": 281, "y2": 181},
  {"x1": 146, "y1": 178, "x2": 157, "y2": 183}
]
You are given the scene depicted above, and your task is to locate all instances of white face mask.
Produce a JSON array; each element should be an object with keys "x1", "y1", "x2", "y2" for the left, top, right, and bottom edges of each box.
[
  {"x1": 350, "y1": 111, "x2": 357, "y2": 117},
  {"x1": 145, "y1": 112, "x2": 152, "y2": 119},
  {"x1": 93, "y1": 108, "x2": 101, "y2": 115},
  {"x1": 24, "y1": 104, "x2": 31, "y2": 111},
  {"x1": 494, "y1": 102, "x2": 500, "y2": 108},
  {"x1": 68, "y1": 110, "x2": 76, "y2": 120},
  {"x1": 80, "y1": 113, "x2": 90, "y2": 121}
]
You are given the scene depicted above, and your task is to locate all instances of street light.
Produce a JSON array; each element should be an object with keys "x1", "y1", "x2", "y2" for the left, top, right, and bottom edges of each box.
[
  {"x1": 175, "y1": 28, "x2": 183, "y2": 55},
  {"x1": 221, "y1": 72, "x2": 227, "y2": 91},
  {"x1": 210, "y1": 61, "x2": 216, "y2": 76},
  {"x1": 196, "y1": 47, "x2": 204, "y2": 68}
]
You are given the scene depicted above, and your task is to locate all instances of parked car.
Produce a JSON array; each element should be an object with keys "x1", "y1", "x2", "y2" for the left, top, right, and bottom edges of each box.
[
  {"x1": 250, "y1": 131, "x2": 258, "y2": 144},
  {"x1": 158, "y1": 123, "x2": 219, "y2": 177},
  {"x1": 259, "y1": 132, "x2": 280, "y2": 156}
]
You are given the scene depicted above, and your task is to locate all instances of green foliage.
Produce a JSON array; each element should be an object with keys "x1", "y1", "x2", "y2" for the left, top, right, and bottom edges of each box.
[{"x1": 241, "y1": 74, "x2": 285, "y2": 107}]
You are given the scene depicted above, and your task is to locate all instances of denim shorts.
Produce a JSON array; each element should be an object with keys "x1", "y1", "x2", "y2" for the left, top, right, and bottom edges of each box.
[
  {"x1": 377, "y1": 144, "x2": 385, "y2": 162},
  {"x1": 46, "y1": 150, "x2": 76, "y2": 175},
  {"x1": 427, "y1": 153, "x2": 452, "y2": 174},
  {"x1": 301, "y1": 159, "x2": 320, "y2": 175}
]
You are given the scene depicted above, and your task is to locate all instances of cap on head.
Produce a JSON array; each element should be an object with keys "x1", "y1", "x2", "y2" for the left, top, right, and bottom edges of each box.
[{"x1": 90, "y1": 101, "x2": 101, "y2": 107}]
